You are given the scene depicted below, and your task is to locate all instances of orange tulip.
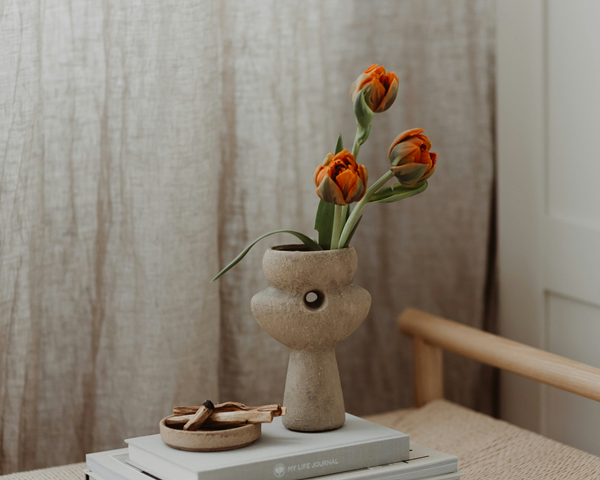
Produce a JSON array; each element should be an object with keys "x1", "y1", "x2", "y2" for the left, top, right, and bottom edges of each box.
[
  {"x1": 388, "y1": 128, "x2": 437, "y2": 187},
  {"x1": 350, "y1": 64, "x2": 399, "y2": 113},
  {"x1": 314, "y1": 149, "x2": 368, "y2": 205}
]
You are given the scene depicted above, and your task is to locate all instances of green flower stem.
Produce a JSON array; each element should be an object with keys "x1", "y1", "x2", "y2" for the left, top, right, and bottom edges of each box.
[
  {"x1": 330, "y1": 204, "x2": 345, "y2": 250},
  {"x1": 338, "y1": 170, "x2": 395, "y2": 248},
  {"x1": 341, "y1": 204, "x2": 349, "y2": 226},
  {"x1": 351, "y1": 126, "x2": 361, "y2": 158},
  {"x1": 351, "y1": 124, "x2": 371, "y2": 159}
]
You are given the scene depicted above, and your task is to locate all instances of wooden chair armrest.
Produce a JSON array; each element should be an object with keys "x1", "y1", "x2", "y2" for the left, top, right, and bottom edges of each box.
[{"x1": 399, "y1": 308, "x2": 600, "y2": 407}]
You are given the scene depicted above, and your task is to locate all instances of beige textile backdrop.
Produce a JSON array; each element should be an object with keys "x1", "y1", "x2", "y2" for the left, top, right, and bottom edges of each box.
[{"x1": 0, "y1": 0, "x2": 495, "y2": 474}]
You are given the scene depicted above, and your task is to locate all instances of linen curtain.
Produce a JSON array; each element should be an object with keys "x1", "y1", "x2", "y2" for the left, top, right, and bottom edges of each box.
[{"x1": 0, "y1": 0, "x2": 495, "y2": 473}]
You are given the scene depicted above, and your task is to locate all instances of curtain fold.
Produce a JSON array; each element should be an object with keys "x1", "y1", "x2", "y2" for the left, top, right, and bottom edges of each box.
[
  {"x1": 0, "y1": 0, "x2": 222, "y2": 472},
  {"x1": 0, "y1": 0, "x2": 495, "y2": 473}
]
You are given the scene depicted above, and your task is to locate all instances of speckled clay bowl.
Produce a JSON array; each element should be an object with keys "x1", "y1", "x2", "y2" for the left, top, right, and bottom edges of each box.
[{"x1": 159, "y1": 416, "x2": 261, "y2": 452}]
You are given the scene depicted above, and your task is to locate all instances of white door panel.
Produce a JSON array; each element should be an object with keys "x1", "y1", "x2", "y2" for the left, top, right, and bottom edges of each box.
[
  {"x1": 498, "y1": 0, "x2": 600, "y2": 454},
  {"x1": 545, "y1": 294, "x2": 600, "y2": 455},
  {"x1": 548, "y1": 0, "x2": 600, "y2": 227},
  {"x1": 544, "y1": 218, "x2": 600, "y2": 307}
]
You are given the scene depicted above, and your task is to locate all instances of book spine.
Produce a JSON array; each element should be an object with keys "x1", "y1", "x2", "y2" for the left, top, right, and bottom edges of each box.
[{"x1": 202, "y1": 436, "x2": 410, "y2": 480}]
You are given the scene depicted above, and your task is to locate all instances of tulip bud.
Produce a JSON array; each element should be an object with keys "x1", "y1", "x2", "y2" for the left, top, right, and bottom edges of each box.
[
  {"x1": 314, "y1": 149, "x2": 368, "y2": 205},
  {"x1": 350, "y1": 64, "x2": 399, "y2": 115},
  {"x1": 388, "y1": 128, "x2": 437, "y2": 187}
]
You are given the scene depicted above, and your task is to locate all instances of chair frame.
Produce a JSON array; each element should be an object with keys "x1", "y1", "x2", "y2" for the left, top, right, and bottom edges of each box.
[{"x1": 399, "y1": 308, "x2": 600, "y2": 408}]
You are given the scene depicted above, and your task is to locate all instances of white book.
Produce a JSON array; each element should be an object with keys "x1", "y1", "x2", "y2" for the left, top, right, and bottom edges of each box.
[
  {"x1": 86, "y1": 443, "x2": 460, "y2": 480},
  {"x1": 85, "y1": 467, "x2": 463, "y2": 480},
  {"x1": 86, "y1": 468, "x2": 464, "y2": 480},
  {"x1": 86, "y1": 451, "x2": 150, "y2": 480},
  {"x1": 125, "y1": 414, "x2": 410, "y2": 480}
]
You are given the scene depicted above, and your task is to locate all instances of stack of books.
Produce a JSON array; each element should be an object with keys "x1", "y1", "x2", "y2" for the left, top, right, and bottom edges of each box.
[{"x1": 85, "y1": 414, "x2": 462, "y2": 480}]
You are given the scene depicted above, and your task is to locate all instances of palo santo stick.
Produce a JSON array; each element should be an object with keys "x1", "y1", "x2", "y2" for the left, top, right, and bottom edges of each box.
[
  {"x1": 166, "y1": 415, "x2": 192, "y2": 427},
  {"x1": 166, "y1": 409, "x2": 281, "y2": 427},
  {"x1": 173, "y1": 406, "x2": 202, "y2": 416},
  {"x1": 173, "y1": 403, "x2": 286, "y2": 417},
  {"x1": 204, "y1": 410, "x2": 273, "y2": 426},
  {"x1": 214, "y1": 403, "x2": 286, "y2": 416},
  {"x1": 183, "y1": 400, "x2": 214, "y2": 431}
]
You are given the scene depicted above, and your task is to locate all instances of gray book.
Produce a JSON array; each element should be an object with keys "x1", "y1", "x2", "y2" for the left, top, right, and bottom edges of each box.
[
  {"x1": 124, "y1": 414, "x2": 409, "y2": 480},
  {"x1": 86, "y1": 443, "x2": 460, "y2": 480}
]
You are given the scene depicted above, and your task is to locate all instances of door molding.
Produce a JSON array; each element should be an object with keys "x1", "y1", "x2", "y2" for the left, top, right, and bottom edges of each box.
[{"x1": 497, "y1": 0, "x2": 547, "y2": 433}]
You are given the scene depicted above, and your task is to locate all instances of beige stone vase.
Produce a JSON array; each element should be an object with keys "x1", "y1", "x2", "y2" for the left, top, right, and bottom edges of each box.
[{"x1": 251, "y1": 245, "x2": 371, "y2": 432}]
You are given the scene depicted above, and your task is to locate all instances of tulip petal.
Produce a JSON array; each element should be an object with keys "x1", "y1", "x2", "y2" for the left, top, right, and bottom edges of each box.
[
  {"x1": 367, "y1": 81, "x2": 386, "y2": 110},
  {"x1": 420, "y1": 152, "x2": 436, "y2": 181},
  {"x1": 314, "y1": 165, "x2": 325, "y2": 186},
  {"x1": 317, "y1": 175, "x2": 347, "y2": 205},
  {"x1": 373, "y1": 75, "x2": 399, "y2": 112},
  {"x1": 421, "y1": 164, "x2": 436, "y2": 182},
  {"x1": 416, "y1": 134, "x2": 432, "y2": 150},
  {"x1": 391, "y1": 163, "x2": 428, "y2": 187},
  {"x1": 389, "y1": 139, "x2": 422, "y2": 166},
  {"x1": 388, "y1": 128, "x2": 425, "y2": 157},
  {"x1": 418, "y1": 150, "x2": 431, "y2": 166},
  {"x1": 322, "y1": 153, "x2": 335, "y2": 167},
  {"x1": 429, "y1": 151, "x2": 437, "y2": 167},
  {"x1": 341, "y1": 149, "x2": 359, "y2": 168},
  {"x1": 336, "y1": 169, "x2": 355, "y2": 196},
  {"x1": 347, "y1": 176, "x2": 366, "y2": 203},
  {"x1": 358, "y1": 164, "x2": 368, "y2": 187},
  {"x1": 350, "y1": 73, "x2": 371, "y2": 102}
]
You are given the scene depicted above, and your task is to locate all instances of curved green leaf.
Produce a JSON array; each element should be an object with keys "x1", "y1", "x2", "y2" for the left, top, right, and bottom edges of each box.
[
  {"x1": 369, "y1": 180, "x2": 426, "y2": 201},
  {"x1": 369, "y1": 181, "x2": 428, "y2": 204},
  {"x1": 369, "y1": 185, "x2": 393, "y2": 200},
  {"x1": 315, "y1": 200, "x2": 335, "y2": 249},
  {"x1": 211, "y1": 230, "x2": 322, "y2": 282},
  {"x1": 342, "y1": 214, "x2": 363, "y2": 248},
  {"x1": 335, "y1": 134, "x2": 344, "y2": 154},
  {"x1": 354, "y1": 89, "x2": 374, "y2": 130}
]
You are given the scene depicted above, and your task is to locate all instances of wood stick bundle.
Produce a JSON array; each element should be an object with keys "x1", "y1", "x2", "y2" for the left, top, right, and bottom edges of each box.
[{"x1": 166, "y1": 401, "x2": 286, "y2": 429}]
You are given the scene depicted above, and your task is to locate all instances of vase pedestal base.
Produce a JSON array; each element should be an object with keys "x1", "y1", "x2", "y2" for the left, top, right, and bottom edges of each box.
[{"x1": 282, "y1": 349, "x2": 345, "y2": 432}]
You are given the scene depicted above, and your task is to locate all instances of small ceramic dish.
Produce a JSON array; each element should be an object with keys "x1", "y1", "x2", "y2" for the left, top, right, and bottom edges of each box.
[{"x1": 159, "y1": 416, "x2": 261, "y2": 452}]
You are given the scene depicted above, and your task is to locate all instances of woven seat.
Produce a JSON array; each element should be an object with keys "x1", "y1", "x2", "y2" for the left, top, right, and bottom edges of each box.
[
  {"x1": 367, "y1": 399, "x2": 600, "y2": 480},
  {"x1": 0, "y1": 463, "x2": 85, "y2": 479}
]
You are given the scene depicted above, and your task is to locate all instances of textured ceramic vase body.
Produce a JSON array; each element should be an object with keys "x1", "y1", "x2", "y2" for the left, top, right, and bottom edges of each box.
[{"x1": 251, "y1": 245, "x2": 371, "y2": 432}]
